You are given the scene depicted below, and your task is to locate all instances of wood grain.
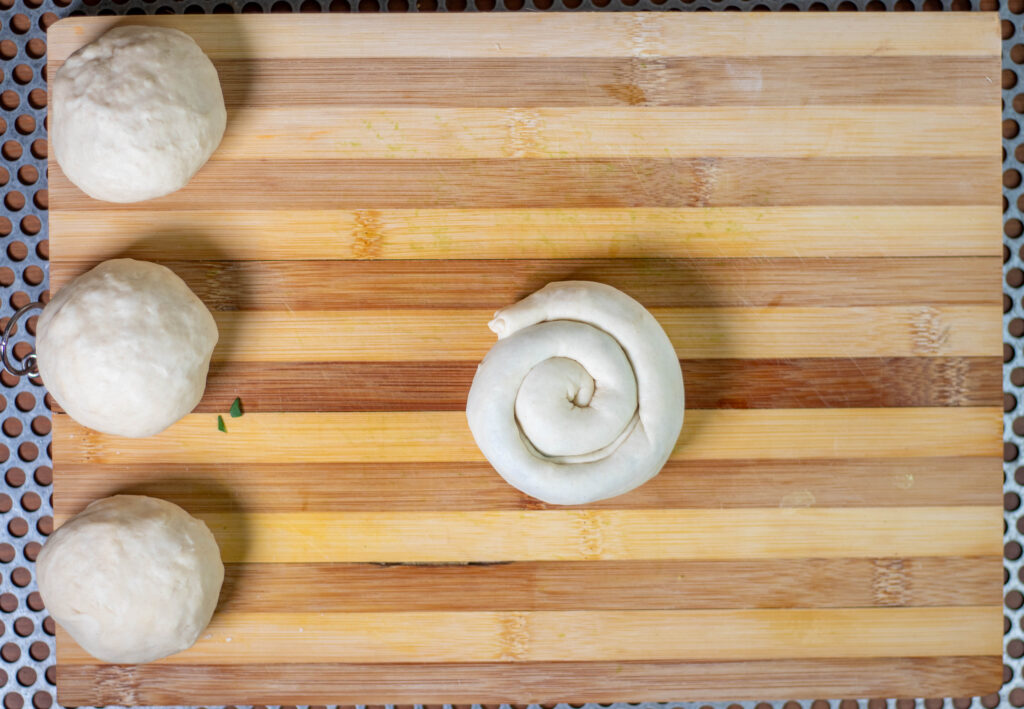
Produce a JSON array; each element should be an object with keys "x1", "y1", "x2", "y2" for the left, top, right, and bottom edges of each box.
[
  {"x1": 49, "y1": 13, "x2": 1004, "y2": 704},
  {"x1": 53, "y1": 258, "x2": 1004, "y2": 307},
  {"x1": 45, "y1": 57, "x2": 1001, "y2": 108},
  {"x1": 58, "y1": 606, "x2": 1002, "y2": 665},
  {"x1": 46, "y1": 14, "x2": 1001, "y2": 62},
  {"x1": 210, "y1": 106, "x2": 996, "y2": 160},
  {"x1": 202, "y1": 57, "x2": 1003, "y2": 108},
  {"x1": 54, "y1": 408, "x2": 1001, "y2": 465},
  {"x1": 146, "y1": 507, "x2": 1003, "y2": 563},
  {"x1": 186, "y1": 357, "x2": 1002, "y2": 412},
  {"x1": 54, "y1": 458, "x2": 1001, "y2": 513},
  {"x1": 50, "y1": 157, "x2": 1000, "y2": 211},
  {"x1": 209, "y1": 557, "x2": 1003, "y2": 612},
  {"x1": 199, "y1": 306, "x2": 1003, "y2": 362},
  {"x1": 49, "y1": 208, "x2": 1001, "y2": 262},
  {"x1": 55, "y1": 657, "x2": 1004, "y2": 706}
]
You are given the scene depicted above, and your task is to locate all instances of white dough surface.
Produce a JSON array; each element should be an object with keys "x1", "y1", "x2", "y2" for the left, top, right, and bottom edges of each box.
[
  {"x1": 36, "y1": 258, "x2": 218, "y2": 438},
  {"x1": 52, "y1": 25, "x2": 226, "y2": 203},
  {"x1": 36, "y1": 495, "x2": 224, "y2": 664},
  {"x1": 466, "y1": 281, "x2": 685, "y2": 505}
]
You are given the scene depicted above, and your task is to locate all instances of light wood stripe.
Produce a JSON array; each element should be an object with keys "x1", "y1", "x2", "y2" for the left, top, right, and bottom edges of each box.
[
  {"x1": 205, "y1": 507, "x2": 1003, "y2": 563},
  {"x1": 56, "y1": 657, "x2": 1005, "y2": 706},
  {"x1": 195, "y1": 306, "x2": 1002, "y2": 362},
  {"x1": 201, "y1": 57, "x2": 1002, "y2": 108},
  {"x1": 49, "y1": 157, "x2": 1000, "y2": 210},
  {"x1": 53, "y1": 458, "x2": 1002, "y2": 513},
  {"x1": 47, "y1": 506, "x2": 1004, "y2": 563},
  {"x1": 209, "y1": 557, "x2": 1002, "y2": 612},
  {"x1": 53, "y1": 408, "x2": 1001, "y2": 466},
  {"x1": 48, "y1": 207, "x2": 1001, "y2": 262},
  {"x1": 212, "y1": 106, "x2": 995, "y2": 160},
  {"x1": 53, "y1": 258, "x2": 1002, "y2": 308},
  {"x1": 46, "y1": 57, "x2": 1001, "y2": 109},
  {"x1": 46, "y1": 15, "x2": 1001, "y2": 62},
  {"x1": 57, "y1": 606, "x2": 1002, "y2": 665}
]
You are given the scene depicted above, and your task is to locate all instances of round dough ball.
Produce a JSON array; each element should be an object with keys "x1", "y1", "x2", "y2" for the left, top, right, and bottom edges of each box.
[
  {"x1": 36, "y1": 495, "x2": 224, "y2": 664},
  {"x1": 53, "y1": 25, "x2": 227, "y2": 203},
  {"x1": 36, "y1": 259, "x2": 219, "y2": 438}
]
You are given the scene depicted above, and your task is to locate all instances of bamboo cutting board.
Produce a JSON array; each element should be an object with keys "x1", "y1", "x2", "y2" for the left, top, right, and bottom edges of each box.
[{"x1": 47, "y1": 13, "x2": 1005, "y2": 705}]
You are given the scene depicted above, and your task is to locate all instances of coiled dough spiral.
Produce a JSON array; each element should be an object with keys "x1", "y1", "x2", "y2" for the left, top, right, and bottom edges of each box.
[{"x1": 466, "y1": 281, "x2": 685, "y2": 505}]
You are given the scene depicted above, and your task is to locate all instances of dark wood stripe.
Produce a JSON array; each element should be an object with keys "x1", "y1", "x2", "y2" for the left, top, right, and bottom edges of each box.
[
  {"x1": 55, "y1": 457, "x2": 999, "y2": 513},
  {"x1": 192, "y1": 357, "x2": 1002, "y2": 412},
  {"x1": 52, "y1": 157, "x2": 998, "y2": 210},
  {"x1": 55, "y1": 258, "x2": 1002, "y2": 309},
  {"x1": 203, "y1": 57, "x2": 1001, "y2": 107},
  {"x1": 213, "y1": 557, "x2": 1000, "y2": 613},
  {"x1": 57, "y1": 656, "x2": 1003, "y2": 705}
]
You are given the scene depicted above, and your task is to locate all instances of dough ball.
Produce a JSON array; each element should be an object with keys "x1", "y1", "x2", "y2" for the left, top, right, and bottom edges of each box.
[
  {"x1": 36, "y1": 259, "x2": 218, "y2": 438},
  {"x1": 36, "y1": 495, "x2": 224, "y2": 664},
  {"x1": 52, "y1": 25, "x2": 227, "y2": 203}
]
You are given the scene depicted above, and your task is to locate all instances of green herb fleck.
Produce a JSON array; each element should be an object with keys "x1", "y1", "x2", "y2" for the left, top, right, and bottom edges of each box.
[
  {"x1": 229, "y1": 397, "x2": 243, "y2": 418},
  {"x1": 217, "y1": 415, "x2": 227, "y2": 433}
]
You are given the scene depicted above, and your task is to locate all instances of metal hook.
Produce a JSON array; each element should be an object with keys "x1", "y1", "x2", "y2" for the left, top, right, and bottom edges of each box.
[{"x1": 1, "y1": 301, "x2": 44, "y2": 378}]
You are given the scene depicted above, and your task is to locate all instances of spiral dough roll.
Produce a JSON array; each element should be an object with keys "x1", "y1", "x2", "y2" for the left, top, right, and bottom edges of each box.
[{"x1": 466, "y1": 281, "x2": 685, "y2": 505}]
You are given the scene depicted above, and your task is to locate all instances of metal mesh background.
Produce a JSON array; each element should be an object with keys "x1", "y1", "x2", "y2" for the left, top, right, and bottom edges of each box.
[{"x1": 0, "y1": 0, "x2": 1012, "y2": 707}]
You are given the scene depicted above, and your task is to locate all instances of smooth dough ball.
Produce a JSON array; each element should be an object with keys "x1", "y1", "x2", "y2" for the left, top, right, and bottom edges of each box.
[
  {"x1": 36, "y1": 259, "x2": 219, "y2": 438},
  {"x1": 52, "y1": 25, "x2": 227, "y2": 203},
  {"x1": 36, "y1": 495, "x2": 224, "y2": 664}
]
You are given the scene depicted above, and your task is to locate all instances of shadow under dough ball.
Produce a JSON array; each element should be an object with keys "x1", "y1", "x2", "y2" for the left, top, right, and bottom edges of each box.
[
  {"x1": 35, "y1": 258, "x2": 219, "y2": 438},
  {"x1": 52, "y1": 25, "x2": 227, "y2": 203},
  {"x1": 36, "y1": 495, "x2": 224, "y2": 664}
]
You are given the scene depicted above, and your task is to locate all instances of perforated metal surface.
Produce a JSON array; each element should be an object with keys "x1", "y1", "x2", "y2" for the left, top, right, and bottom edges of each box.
[{"x1": 0, "y1": 1, "x2": 1010, "y2": 708}]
